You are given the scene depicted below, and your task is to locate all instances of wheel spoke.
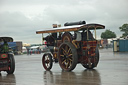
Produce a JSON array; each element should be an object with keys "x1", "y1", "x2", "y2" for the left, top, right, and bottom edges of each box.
[
  {"x1": 62, "y1": 48, "x2": 67, "y2": 55},
  {"x1": 68, "y1": 58, "x2": 73, "y2": 62},
  {"x1": 66, "y1": 64, "x2": 68, "y2": 68},
  {"x1": 62, "y1": 47, "x2": 66, "y2": 53},
  {"x1": 62, "y1": 59, "x2": 66, "y2": 64},
  {"x1": 46, "y1": 55, "x2": 49, "y2": 60},
  {"x1": 66, "y1": 61, "x2": 68, "y2": 69},
  {"x1": 66, "y1": 60, "x2": 70, "y2": 68},
  {"x1": 68, "y1": 54, "x2": 72, "y2": 57},
  {"x1": 60, "y1": 55, "x2": 64, "y2": 57},
  {"x1": 67, "y1": 48, "x2": 71, "y2": 55},
  {"x1": 46, "y1": 63, "x2": 48, "y2": 67}
]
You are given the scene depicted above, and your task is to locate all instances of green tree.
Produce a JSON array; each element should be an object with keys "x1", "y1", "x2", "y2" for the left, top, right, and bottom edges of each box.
[
  {"x1": 119, "y1": 23, "x2": 128, "y2": 37},
  {"x1": 101, "y1": 29, "x2": 116, "y2": 39}
]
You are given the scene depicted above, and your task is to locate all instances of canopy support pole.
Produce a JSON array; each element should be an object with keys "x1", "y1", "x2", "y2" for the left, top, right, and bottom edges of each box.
[
  {"x1": 42, "y1": 33, "x2": 43, "y2": 44},
  {"x1": 95, "y1": 27, "x2": 97, "y2": 39}
]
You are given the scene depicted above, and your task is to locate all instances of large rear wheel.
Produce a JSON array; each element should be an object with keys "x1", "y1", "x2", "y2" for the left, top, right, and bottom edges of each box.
[
  {"x1": 82, "y1": 46, "x2": 99, "y2": 69},
  {"x1": 58, "y1": 42, "x2": 78, "y2": 71},
  {"x1": 6, "y1": 54, "x2": 15, "y2": 74},
  {"x1": 42, "y1": 53, "x2": 53, "y2": 71}
]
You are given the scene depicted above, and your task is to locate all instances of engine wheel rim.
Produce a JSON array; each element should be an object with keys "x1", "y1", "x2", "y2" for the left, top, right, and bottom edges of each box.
[
  {"x1": 42, "y1": 54, "x2": 53, "y2": 70},
  {"x1": 58, "y1": 42, "x2": 78, "y2": 71}
]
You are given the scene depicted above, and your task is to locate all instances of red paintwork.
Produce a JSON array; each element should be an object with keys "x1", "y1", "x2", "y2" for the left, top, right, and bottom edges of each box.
[
  {"x1": 78, "y1": 41, "x2": 97, "y2": 64},
  {"x1": 0, "y1": 54, "x2": 9, "y2": 71}
]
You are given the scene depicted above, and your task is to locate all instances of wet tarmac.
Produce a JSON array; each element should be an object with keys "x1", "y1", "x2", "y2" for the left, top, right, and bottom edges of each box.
[{"x1": 0, "y1": 48, "x2": 128, "y2": 85}]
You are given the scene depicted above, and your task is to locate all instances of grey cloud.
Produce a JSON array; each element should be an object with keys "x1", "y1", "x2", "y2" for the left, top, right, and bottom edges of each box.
[
  {"x1": 42, "y1": 0, "x2": 128, "y2": 38},
  {"x1": 0, "y1": 0, "x2": 128, "y2": 43},
  {"x1": 0, "y1": 11, "x2": 60, "y2": 43},
  {"x1": 0, "y1": 12, "x2": 31, "y2": 27},
  {"x1": 0, "y1": 12, "x2": 42, "y2": 43},
  {"x1": 0, "y1": 0, "x2": 88, "y2": 5}
]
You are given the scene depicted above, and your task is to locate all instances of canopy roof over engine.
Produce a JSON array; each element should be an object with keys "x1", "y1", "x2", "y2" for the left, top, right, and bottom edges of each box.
[
  {"x1": 36, "y1": 23, "x2": 105, "y2": 34},
  {"x1": 0, "y1": 37, "x2": 13, "y2": 42}
]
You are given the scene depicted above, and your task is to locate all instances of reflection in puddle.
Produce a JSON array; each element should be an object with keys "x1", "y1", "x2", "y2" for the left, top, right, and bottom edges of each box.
[
  {"x1": 43, "y1": 69, "x2": 101, "y2": 85},
  {"x1": 0, "y1": 73, "x2": 16, "y2": 85}
]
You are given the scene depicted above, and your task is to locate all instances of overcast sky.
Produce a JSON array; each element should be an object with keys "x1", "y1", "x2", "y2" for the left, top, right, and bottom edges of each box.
[{"x1": 0, "y1": 0, "x2": 128, "y2": 44}]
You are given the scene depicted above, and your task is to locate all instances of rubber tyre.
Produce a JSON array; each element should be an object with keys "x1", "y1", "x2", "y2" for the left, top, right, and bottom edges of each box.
[{"x1": 6, "y1": 54, "x2": 15, "y2": 74}]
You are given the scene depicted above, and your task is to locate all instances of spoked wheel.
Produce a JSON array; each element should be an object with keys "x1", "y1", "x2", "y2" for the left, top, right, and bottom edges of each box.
[
  {"x1": 6, "y1": 54, "x2": 15, "y2": 74},
  {"x1": 42, "y1": 53, "x2": 53, "y2": 71},
  {"x1": 58, "y1": 42, "x2": 78, "y2": 71},
  {"x1": 82, "y1": 46, "x2": 99, "y2": 69}
]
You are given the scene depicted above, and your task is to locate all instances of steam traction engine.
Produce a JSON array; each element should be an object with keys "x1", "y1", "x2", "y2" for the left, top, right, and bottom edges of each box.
[
  {"x1": 36, "y1": 21, "x2": 105, "y2": 71},
  {"x1": 0, "y1": 37, "x2": 15, "y2": 74}
]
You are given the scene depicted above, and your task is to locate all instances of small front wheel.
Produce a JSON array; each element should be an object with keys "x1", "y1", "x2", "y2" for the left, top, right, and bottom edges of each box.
[{"x1": 42, "y1": 53, "x2": 53, "y2": 71}]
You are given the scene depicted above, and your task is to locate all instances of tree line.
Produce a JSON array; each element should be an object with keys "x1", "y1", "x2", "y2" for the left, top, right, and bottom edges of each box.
[{"x1": 101, "y1": 23, "x2": 128, "y2": 39}]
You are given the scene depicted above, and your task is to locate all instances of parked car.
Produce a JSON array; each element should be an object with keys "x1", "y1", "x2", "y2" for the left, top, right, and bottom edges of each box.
[{"x1": 29, "y1": 46, "x2": 41, "y2": 54}]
